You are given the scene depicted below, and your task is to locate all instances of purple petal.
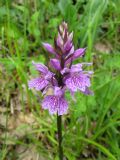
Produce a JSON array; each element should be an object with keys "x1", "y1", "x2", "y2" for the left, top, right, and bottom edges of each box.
[
  {"x1": 61, "y1": 64, "x2": 82, "y2": 74},
  {"x1": 65, "y1": 77, "x2": 78, "y2": 92},
  {"x1": 65, "y1": 48, "x2": 86, "y2": 65},
  {"x1": 58, "y1": 97, "x2": 68, "y2": 115},
  {"x1": 44, "y1": 71, "x2": 54, "y2": 80},
  {"x1": 52, "y1": 77, "x2": 58, "y2": 86},
  {"x1": 28, "y1": 77, "x2": 48, "y2": 91},
  {"x1": 65, "y1": 73, "x2": 91, "y2": 92},
  {"x1": 65, "y1": 56, "x2": 73, "y2": 65},
  {"x1": 56, "y1": 33, "x2": 63, "y2": 47},
  {"x1": 42, "y1": 43, "x2": 56, "y2": 55},
  {"x1": 73, "y1": 48, "x2": 86, "y2": 59},
  {"x1": 54, "y1": 87, "x2": 64, "y2": 97},
  {"x1": 64, "y1": 40, "x2": 73, "y2": 52},
  {"x1": 42, "y1": 95, "x2": 58, "y2": 115},
  {"x1": 70, "y1": 64, "x2": 83, "y2": 73},
  {"x1": 61, "y1": 67, "x2": 70, "y2": 75},
  {"x1": 42, "y1": 95, "x2": 68, "y2": 115},
  {"x1": 32, "y1": 61, "x2": 48, "y2": 74},
  {"x1": 50, "y1": 59, "x2": 61, "y2": 70},
  {"x1": 68, "y1": 45, "x2": 74, "y2": 55}
]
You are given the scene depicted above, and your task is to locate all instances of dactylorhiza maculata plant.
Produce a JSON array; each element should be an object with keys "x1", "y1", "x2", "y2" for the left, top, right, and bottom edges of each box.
[{"x1": 28, "y1": 22, "x2": 93, "y2": 160}]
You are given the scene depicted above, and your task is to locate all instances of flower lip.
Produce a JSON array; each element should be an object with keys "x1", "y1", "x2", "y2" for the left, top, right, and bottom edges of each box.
[
  {"x1": 42, "y1": 95, "x2": 68, "y2": 115},
  {"x1": 64, "y1": 71, "x2": 91, "y2": 93},
  {"x1": 42, "y1": 85, "x2": 68, "y2": 115}
]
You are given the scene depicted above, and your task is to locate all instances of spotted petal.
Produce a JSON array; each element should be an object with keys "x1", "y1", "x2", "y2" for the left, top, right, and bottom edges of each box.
[
  {"x1": 73, "y1": 48, "x2": 86, "y2": 59},
  {"x1": 42, "y1": 96, "x2": 58, "y2": 114},
  {"x1": 28, "y1": 77, "x2": 48, "y2": 91},
  {"x1": 58, "y1": 97, "x2": 68, "y2": 115},
  {"x1": 65, "y1": 73, "x2": 91, "y2": 92},
  {"x1": 42, "y1": 95, "x2": 68, "y2": 115}
]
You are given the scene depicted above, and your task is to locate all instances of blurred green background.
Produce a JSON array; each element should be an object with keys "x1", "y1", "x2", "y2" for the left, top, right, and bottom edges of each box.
[{"x1": 0, "y1": 0, "x2": 120, "y2": 159}]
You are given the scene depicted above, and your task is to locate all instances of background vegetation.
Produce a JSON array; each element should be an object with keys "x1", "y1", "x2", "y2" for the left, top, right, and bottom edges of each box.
[{"x1": 0, "y1": 0, "x2": 120, "y2": 159}]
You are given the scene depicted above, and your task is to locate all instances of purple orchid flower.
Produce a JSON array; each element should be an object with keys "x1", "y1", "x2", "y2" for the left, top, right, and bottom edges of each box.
[
  {"x1": 42, "y1": 87, "x2": 68, "y2": 115},
  {"x1": 28, "y1": 22, "x2": 93, "y2": 115},
  {"x1": 28, "y1": 61, "x2": 54, "y2": 90}
]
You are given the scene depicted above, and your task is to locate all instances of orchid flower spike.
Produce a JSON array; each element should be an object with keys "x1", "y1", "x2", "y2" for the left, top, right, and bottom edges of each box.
[{"x1": 28, "y1": 22, "x2": 93, "y2": 115}]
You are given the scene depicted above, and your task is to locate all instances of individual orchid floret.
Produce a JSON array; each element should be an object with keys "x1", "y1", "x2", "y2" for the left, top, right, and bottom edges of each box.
[
  {"x1": 65, "y1": 48, "x2": 86, "y2": 65},
  {"x1": 42, "y1": 87, "x2": 68, "y2": 115},
  {"x1": 63, "y1": 63, "x2": 92, "y2": 94},
  {"x1": 28, "y1": 22, "x2": 93, "y2": 115},
  {"x1": 28, "y1": 61, "x2": 54, "y2": 91},
  {"x1": 64, "y1": 72, "x2": 91, "y2": 93}
]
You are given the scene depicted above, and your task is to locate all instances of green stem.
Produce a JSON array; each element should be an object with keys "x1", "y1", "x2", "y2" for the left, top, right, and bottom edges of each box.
[{"x1": 57, "y1": 114, "x2": 63, "y2": 160}]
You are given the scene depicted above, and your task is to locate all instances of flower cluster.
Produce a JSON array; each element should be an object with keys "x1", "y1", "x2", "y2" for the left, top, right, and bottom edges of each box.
[{"x1": 28, "y1": 22, "x2": 93, "y2": 115}]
